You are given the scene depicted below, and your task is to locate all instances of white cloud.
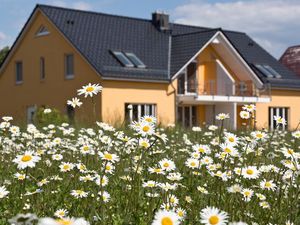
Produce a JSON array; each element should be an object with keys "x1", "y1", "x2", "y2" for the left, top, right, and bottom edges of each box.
[
  {"x1": 173, "y1": 0, "x2": 300, "y2": 58},
  {"x1": 0, "y1": 32, "x2": 7, "y2": 41},
  {"x1": 72, "y1": 2, "x2": 92, "y2": 10}
]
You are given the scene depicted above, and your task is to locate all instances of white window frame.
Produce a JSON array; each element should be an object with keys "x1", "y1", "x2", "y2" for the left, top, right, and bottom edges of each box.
[
  {"x1": 126, "y1": 103, "x2": 156, "y2": 122},
  {"x1": 65, "y1": 54, "x2": 74, "y2": 79},
  {"x1": 177, "y1": 106, "x2": 197, "y2": 127},
  {"x1": 269, "y1": 107, "x2": 289, "y2": 130},
  {"x1": 36, "y1": 25, "x2": 50, "y2": 37}
]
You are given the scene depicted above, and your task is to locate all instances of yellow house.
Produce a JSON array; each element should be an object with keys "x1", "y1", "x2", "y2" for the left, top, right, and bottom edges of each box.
[{"x1": 0, "y1": 4, "x2": 300, "y2": 129}]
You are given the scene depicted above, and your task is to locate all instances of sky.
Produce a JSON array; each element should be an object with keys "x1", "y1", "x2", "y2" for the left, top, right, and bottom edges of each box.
[{"x1": 0, "y1": 0, "x2": 299, "y2": 59}]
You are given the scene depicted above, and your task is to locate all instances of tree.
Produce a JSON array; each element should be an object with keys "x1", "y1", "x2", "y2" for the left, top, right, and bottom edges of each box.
[{"x1": 0, "y1": 46, "x2": 9, "y2": 65}]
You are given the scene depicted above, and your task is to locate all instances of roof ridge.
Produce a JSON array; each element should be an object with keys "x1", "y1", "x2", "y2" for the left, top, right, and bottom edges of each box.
[
  {"x1": 37, "y1": 4, "x2": 152, "y2": 23},
  {"x1": 172, "y1": 28, "x2": 220, "y2": 37}
]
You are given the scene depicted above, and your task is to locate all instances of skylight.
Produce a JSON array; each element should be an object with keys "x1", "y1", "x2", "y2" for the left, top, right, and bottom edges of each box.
[
  {"x1": 125, "y1": 53, "x2": 146, "y2": 68},
  {"x1": 254, "y1": 64, "x2": 281, "y2": 79},
  {"x1": 111, "y1": 51, "x2": 134, "y2": 67}
]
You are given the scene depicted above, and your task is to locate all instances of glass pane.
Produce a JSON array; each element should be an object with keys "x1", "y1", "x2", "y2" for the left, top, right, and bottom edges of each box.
[
  {"x1": 184, "y1": 107, "x2": 190, "y2": 127},
  {"x1": 125, "y1": 53, "x2": 146, "y2": 68},
  {"x1": 66, "y1": 54, "x2": 74, "y2": 76},
  {"x1": 16, "y1": 62, "x2": 23, "y2": 82},
  {"x1": 177, "y1": 74, "x2": 185, "y2": 94},
  {"x1": 187, "y1": 63, "x2": 197, "y2": 93},
  {"x1": 112, "y1": 51, "x2": 134, "y2": 67}
]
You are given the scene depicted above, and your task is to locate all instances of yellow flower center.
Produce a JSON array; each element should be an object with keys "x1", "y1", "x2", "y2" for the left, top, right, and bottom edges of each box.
[
  {"x1": 142, "y1": 126, "x2": 150, "y2": 132},
  {"x1": 21, "y1": 155, "x2": 32, "y2": 162},
  {"x1": 287, "y1": 149, "x2": 294, "y2": 154},
  {"x1": 56, "y1": 219, "x2": 72, "y2": 225},
  {"x1": 190, "y1": 162, "x2": 196, "y2": 167},
  {"x1": 76, "y1": 190, "x2": 84, "y2": 195},
  {"x1": 224, "y1": 148, "x2": 232, "y2": 153},
  {"x1": 209, "y1": 215, "x2": 219, "y2": 225},
  {"x1": 83, "y1": 146, "x2": 89, "y2": 151},
  {"x1": 154, "y1": 168, "x2": 161, "y2": 173},
  {"x1": 86, "y1": 86, "x2": 94, "y2": 92},
  {"x1": 265, "y1": 182, "x2": 271, "y2": 188},
  {"x1": 145, "y1": 118, "x2": 152, "y2": 122},
  {"x1": 105, "y1": 165, "x2": 111, "y2": 170},
  {"x1": 63, "y1": 165, "x2": 70, "y2": 170},
  {"x1": 163, "y1": 162, "x2": 170, "y2": 168},
  {"x1": 244, "y1": 191, "x2": 251, "y2": 196},
  {"x1": 104, "y1": 153, "x2": 113, "y2": 160},
  {"x1": 178, "y1": 211, "x2": 184, "y2": 217},
  {"x1": 256, "y1": 133, "x2": 263, "y2": 138},
  {"x1": 246, "y1": 169, "x2": 254, "y2": 175},
  {"x1": 228, "y1": 137, "x2": 234, "y2": 142},
  {"x1": 198, "y1": 148, "x2": 205, "y2": 153},
  {"x1": 161, "y1": 217, "x2": 173, "y2": 225},
  {"x1": 141, "y1": 142, "x2": 148, "y2": 148}
]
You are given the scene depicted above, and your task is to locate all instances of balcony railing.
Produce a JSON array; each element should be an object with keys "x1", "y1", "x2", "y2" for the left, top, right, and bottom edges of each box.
[{"x1": 178, "y1": 79, "x2": 271, "y2": 97}]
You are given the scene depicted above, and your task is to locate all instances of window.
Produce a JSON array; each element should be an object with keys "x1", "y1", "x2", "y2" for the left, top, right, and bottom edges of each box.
[
  {"x1": 67, "y1": 105, "x2": 75, "y2": 123},
  {"x1": 36, "y1": 25, "x2": 50, "y2": 37},
  {"x1": 269, "y1": 107, "x2": 289, "y2": 130},
  {"x1": 177, "y1": 62, "x2": 197, "y2": 94},
  {"x1": 124, "y1": 53, "x2": 146, "y2": 68},
  {"x1": 65, "y1": 54, "x2": 74, "y2": 78},
  {"x1": 254, "y1": 64, "x2": 281, "y2": 79},
  {"x1": 40, "y1": 57, "x2": 45, "y2": 80},
  {"x1": 125, "y1": 103, "x2": 156, "y2": 122},
  {"x1": 112, "y1": 51, "x2": 134, "y2": 67},
  {"x1": 177, "y1": 106, "x2": 197, "y2": 127},
  {"x1": 15, "y1": 61, "x2": 23, "y2": 84},
  {"x1": 27, "y1": 106, "x2": 37, "y2": 124}
]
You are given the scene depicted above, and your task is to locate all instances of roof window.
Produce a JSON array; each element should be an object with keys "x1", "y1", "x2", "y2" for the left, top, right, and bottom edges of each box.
[
  {"x1": 111, "y1": 51, "x2": 134, "y2": 68},
  {"x1": 111, "y1": 51, "x2": 146, "y2": 68},
  {"x1": 254, "y1": 64, "x2": 281, "y2": 79},
  {"x1": 125, "y1": 53, "x2": 146, "y2": 68}
]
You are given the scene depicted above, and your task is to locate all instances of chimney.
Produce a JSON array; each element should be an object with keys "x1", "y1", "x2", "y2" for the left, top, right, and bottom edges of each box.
[{"x1": 152, "y1": 11, "x2": 169, "y2": 31}]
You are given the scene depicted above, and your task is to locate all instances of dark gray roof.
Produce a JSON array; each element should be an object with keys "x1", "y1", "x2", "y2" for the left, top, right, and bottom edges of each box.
[{"x1": 10, "y1": 4, "x2": 300, "y2": 88}]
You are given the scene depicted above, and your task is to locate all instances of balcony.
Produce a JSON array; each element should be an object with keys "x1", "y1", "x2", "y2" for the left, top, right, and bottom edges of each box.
[{"x1": 177, "y1": 79, "x2": 271, "y2": 104}]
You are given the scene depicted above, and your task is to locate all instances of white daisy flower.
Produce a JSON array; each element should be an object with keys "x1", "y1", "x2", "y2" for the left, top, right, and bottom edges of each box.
[
  {"x1": 13, "y1": 151, "x2": 41, "y2": 169},
  {"x1": 151, "y1": 209, "x2": 180, "y2": 225},
  {"x1": 77, "y1": 83, "x2": 102, "y2": 98},
  {"x1": 67, "y1": 97, "x2": 83, "y2": 108},
  {"x1": 200, "y1": 206, "x2": 228, "y2": 225}
]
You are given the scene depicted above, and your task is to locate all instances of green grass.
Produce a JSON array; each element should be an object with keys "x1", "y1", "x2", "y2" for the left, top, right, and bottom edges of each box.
[{"x1": 0, "y1": 119, "x2": 299, "y2": 225}]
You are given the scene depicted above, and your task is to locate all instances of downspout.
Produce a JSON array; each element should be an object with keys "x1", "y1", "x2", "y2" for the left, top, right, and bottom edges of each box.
[{"x1": 168, "y1": 33, "x2": 177, "y2": 125}]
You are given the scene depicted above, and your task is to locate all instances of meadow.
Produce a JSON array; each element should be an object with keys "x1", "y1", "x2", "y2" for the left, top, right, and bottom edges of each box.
[{"x1": 0, "y1": 84, "x2": 299, "y2": 225}]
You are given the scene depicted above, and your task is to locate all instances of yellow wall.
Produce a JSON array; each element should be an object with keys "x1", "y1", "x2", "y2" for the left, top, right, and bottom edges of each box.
[
  {"x1": 256, "y1": 90, "x2": 300, "y2": 129},
  {"x1": 0, "y1": 10, "x2": 176, "y2": 125}
]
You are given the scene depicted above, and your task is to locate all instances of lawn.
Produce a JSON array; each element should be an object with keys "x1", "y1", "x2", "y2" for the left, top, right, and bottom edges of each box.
[{"x1": 0, "y1": 107, "x2": 299, "y2": 225}]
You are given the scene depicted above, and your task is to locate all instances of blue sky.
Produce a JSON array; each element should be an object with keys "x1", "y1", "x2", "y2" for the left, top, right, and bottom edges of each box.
[{"x1": 0, "y1": 0, "x2": 300, "y2": 58}]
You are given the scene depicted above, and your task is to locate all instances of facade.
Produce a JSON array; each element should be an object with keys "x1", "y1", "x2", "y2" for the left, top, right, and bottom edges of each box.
[{"x1": 0, "y1": 5, "x2": 300, "y2": 129}]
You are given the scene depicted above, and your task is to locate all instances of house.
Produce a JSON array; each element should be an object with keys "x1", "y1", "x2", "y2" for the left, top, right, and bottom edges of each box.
[
  {"x1": 280, "y1": 45, "x2": 300, "y2": 77},
  {"x1": 1, "y1": 4, "x2": 300, "y2": 129}
]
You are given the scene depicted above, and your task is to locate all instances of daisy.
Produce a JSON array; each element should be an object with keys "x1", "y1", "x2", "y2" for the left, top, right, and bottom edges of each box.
[
  {"x1": 251, "y1": 131, "x2": 267, "y2": 140},
  {"x1": 159, "y1": 158, "x2": 176, "y2": 171},
  {"x1": 54, "y1": 209, "x2": 68, "y2": 218},
  {"x1": 67, "y1": 97, "x2": 83, "y2": 108},
  {"x1": 216, "y1": 113, "x2": 230, "y2": 120},
  {"x1": 292, "y1": 130, "x2": 300, "y2": 139},
  {"x1": 136, "y1": 121, "x2": 155, "y2": 136},
  {"x1": 176, "y1": 208, "x2": 186, "y2": 220},
  {"x1": 77, "y1": 83, "x2": 102, "y2": 98},
  {"x1": 98, "y1": 191, "x2": 110, "y2": 202},
  {"x1": 104, "y1": 163, "x2": 115, "y2": 174},
  {"x1": 14, "y1": 172, "x2": 26, "y2": 180},
  {"x1": 13, "y1": 151, "x2": 41, "y2": 169},
  {"x1": 185, "y1": 158, "x2": 200, "y2": 169},
  {"x1": 38, "y1": 217, "x2": 90, "y2": 225},
  {"x1": 242, "y1": 104, "x2": 256, "y2": 112},
  {"x1": 59, "y1": 162, "x2": 74, "y2": 172},
  {"x1": 70, "y1": 190, "x2": 89, "y2": 198},
  {"x1": 224, "y1": 133, "x2": 239, "y2": 146},
  {"x1": 192, "y1": 144, "x2": 211, "y2": 154},
  {"x1": 142, "y1": 180, "x2": 157, "y2": 188},
  {"x1": 2, "y1": 116, "x2": 13, "y2": 121},
  {"x1": 141, "y1": 115, "x2": 157, "y2": 124},
  {"x1": 43, "y1": 108, "x2": 52, "y2": 114},
  {"x1": 151, "y1": 209, "x2": 180, "y2": 225},
  {"x1": 220, "y1": 143, "x2": 238, "y2": 157},
  {"x1": 241, "y1": 166, "x2": 260, "y2": 179},
  {"x1": 139, "y1": 138, "x2": 150, "y2": 148},
  {"x1": 259, "y1": 201, "x2": 270, "y2": 209},
  {"x1": 239, "y1": 111, "x2": 250, "y2": 119},
  {"x1": 200, "y1": 206, "x2": 228, "y2": 225},
  {"x1": 260, "y1": 179, "x2": 276, "y2": 191},
  {"x1": 274, "y1": 115, "x2": 287, "y2": 126},
  {"x1": 99, "y1": 151, "x2": 119, "y2": 162},
  {"x1": 241, "y1": 188, "x2": 253, "y2": 202},
  {"x1": 0, "y1": 186, "x2": 9, "y2": 198}
]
